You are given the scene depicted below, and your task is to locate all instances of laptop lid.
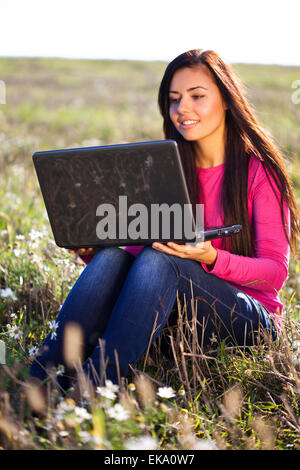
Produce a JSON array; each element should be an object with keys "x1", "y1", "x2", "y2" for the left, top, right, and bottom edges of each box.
[{"x1": 32, "y1": 139, "x2": 199, "y2": 248}]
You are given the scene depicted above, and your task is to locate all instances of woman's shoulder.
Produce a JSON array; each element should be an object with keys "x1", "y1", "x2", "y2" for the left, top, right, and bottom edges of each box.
[{"x1": 248, "y1": 153, "x2": 281, "y2": 198}]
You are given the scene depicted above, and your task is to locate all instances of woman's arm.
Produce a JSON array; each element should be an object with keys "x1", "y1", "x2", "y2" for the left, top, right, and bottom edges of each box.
[{"x1": 201, "y1": 163, "x2": 290, "y2": 293}]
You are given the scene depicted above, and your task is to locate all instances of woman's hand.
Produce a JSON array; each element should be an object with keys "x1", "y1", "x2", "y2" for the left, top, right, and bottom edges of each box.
[
  {"x1": 152, "y1": 240, "x2": 218, "y2": 268},
  {"x1": 69, "y1": 247, "x2": 100, "y2": 256}
]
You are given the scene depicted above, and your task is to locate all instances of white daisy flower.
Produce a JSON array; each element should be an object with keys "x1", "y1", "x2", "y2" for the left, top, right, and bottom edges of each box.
[
  {"x1": 125, "y1": 435, "x2": 158, "y2": 450},
  {"x1": 48, "y1": 320, "x2": 59, "y2": 340},
  {"x1": 28, "y1": 345, "x2": 39, "y2": 356},
  {"x1": 8, "y1": 324, "x2": 23, "y2": 339},
  {"x1": 107, "y1": 403, "x2": 130, "y2": 421},
  {"x1": 96, "y1": 380, "x2": 119, "y2": 400},
  {"x1": 74, "y1": 406, "x2": 92, "y2": 424},
  {"x1": 1, "y1": 287, "x2": 17, "y2": 301},
  {"x1": 78, "y1": 430, "x2": 93, "y2": 444},
  {"x1": 157, "y1": 386, "x2": 176, "y2": 399},
  {"x1": 56, "y1": 364, "x2": 65, "y2": 376}
]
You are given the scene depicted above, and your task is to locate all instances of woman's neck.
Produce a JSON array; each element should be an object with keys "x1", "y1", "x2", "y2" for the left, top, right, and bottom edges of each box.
[{"x1": 194, "y1": 123, "x2": 226, "y2": 168}]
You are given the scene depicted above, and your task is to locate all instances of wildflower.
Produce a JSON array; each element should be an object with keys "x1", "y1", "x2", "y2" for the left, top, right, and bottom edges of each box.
[
  {"x1": 28, "y1": 345, "x2": 39, "y2": 356},
  {"x1": 1, "y1": 287, "x2": 17, "y2": 301},
  {"x1": 193, "y1": 439, "x2": 218, "y2": 450},
  {"x1": 157, "y1": 386, "x2": 176, "y2": 399},
  {"x1": 128, "y1": 383, "x2": 136, "y2": 391},
  {"x1": 78, "y1": 430, "x2": 93, "y2": 444},
  {"x1": 107, "y1": 403, "x2": 130, "y2": 421},
  {"x1": 59, "y1": 430, "x2": 69, "y2": 438},
  {"x1": 10, "y1": 312, "x2": 17, "y2": 319},
  {"x1": 56, "y1": 399, "x2": 75, "y2": 413},
  {"x1": 74, "y1": 406, "x2": 92, "y2": 424},
  {"x1": 210, "y1": 331, "x2": 218, "y2": 344},
  {"x1": 125, "y1": 435, "x2": 158, "y2": 450},
  {"x1": 16, "y1": 234, "x2": 25, "y2": 240},
  {"x1": 96, "y1": 380, "x2": 119, "y2": 400},
  {"x1": 56, "y1": 364, "x2": 65, "y2": 376},
  {"x1": 8, "y1": 324, "x2": 23, "y2": 339},
  {"x1": 48, "y1": 320, "x2": 59, "y2": 340}
]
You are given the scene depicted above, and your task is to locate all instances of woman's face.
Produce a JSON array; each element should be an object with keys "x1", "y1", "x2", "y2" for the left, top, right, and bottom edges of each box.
[{"x1": 168, "y1": 66, "x2": 227, "y2": 144}]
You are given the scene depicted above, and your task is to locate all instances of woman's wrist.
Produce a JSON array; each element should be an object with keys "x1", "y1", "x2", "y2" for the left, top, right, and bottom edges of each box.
[{"x1": 205, "y1": 246, "x2": 218, "y2": 270}]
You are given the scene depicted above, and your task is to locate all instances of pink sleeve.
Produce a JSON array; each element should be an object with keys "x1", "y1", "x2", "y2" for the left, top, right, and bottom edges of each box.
[{"x1": 202, "y1": 163, "x2": 290, "y2": 293}]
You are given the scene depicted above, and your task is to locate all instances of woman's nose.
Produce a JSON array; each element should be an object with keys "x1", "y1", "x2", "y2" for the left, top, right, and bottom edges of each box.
[{"x1": 176, "y1": 96, "x2": 190, "y2": 113}]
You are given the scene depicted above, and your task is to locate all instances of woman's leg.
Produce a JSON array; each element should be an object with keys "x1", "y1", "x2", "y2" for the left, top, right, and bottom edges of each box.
[
  {"x1": 29, "y1": 247, "x2": 135, "y2": 390},
  {"x1": 82, "y1": 246, "x2": 276, "y2": 385}
]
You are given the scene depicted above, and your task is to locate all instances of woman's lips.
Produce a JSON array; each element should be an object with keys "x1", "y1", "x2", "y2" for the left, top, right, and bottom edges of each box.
[{"x1": 179, "y1": 120, "x2": 200, "y2": 129}]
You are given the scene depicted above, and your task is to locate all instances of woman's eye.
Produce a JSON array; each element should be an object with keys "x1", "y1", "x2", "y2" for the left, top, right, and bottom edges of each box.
[
  {"x1": 169, "y1": 97, "x2": 178, "y2": 103},
  {"x1": 193, "y1": 95, "x2": 204, "y2": 99}
]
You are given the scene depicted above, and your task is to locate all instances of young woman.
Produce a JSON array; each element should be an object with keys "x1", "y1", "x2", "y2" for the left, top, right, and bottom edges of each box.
[{"x1": 29, "y1": 49, "x2": 299, "y2": 392}]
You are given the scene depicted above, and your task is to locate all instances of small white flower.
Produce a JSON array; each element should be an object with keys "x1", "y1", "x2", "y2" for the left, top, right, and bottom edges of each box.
[
  {"x1": 48, "y1": 320, "x2": 59, "y2": 340},
  {"x1": 1, "y1": 287, "x2": 17, "y2": 301},
  {"x1": 125, "y1": 435, "x2": 158, "y2": 450},
  {"x1": 74, "y1": 406, "x2": 92, "y2": 424},
  {"x1": 10, "y1": 312, "x2": 17, "y2": 319},
  {"x1": 56, "y1": 364, "x2": 65, "y2": 376},
  {"x1": 59, "y1": 430, "x2": 69, "y2": 438},
  {"x1": 157, "y1": 386, "x2": 176, "y2": 399},
  {"x1": 29, "y1": 229, "x2": 44, "y2": 240},
  {"x1": 8, "y1": 324, "x2": 23, "y2": 339},
  {"x1": 56, "y1": 399, "x2": 75, "y2": 413},
  {"x1": 16, "y1": 234, "x2": 25, "y2": 240},
  {"x1": 107, "y1": 403, "x2": 130, "y2": 421},
  {"x1": 96, "y1": 387, "x2": 116, "y2": 400},
  {"x1": 96, "y1": 380, "x2": 119, "y2": 400},
  {"x1": 193, "y1": 439, "x2": 218, "y2": 450},
  {"x1": 28, "y1": 345, "x2": 39, "y2": 356},
  {"x1": 13, "y1": 248, "x2": 21, "y2": 257},
  {"x1": 78, "y1": 430, "x2": 93, "y2": 443}
]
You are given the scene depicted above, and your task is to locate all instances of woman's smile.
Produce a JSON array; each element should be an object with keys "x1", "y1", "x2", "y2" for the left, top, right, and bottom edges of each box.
[{"x1": 179, "y1": 119, "x2": 200, "y2": 129}]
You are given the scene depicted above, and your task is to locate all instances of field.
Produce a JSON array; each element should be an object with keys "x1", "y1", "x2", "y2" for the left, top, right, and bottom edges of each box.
[{"x1": 0, "y1": 57, "x2": 299, "y2": 450}]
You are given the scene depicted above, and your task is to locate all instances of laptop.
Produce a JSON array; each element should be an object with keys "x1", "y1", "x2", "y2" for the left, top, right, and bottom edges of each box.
[{"x1": 32, "y1": 140, "x2": 201, "y2": 248}]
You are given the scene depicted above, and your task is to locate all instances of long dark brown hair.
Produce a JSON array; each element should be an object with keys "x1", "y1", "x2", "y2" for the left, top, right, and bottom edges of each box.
[{"x1": 158, "y1": 49, "x2": 300, "y2": 256}]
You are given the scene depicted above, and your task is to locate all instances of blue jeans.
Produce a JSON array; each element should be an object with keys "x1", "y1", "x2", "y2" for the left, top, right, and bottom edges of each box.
[{"x1": 29, "y1": 246, "x2": 277, "y2": 388}]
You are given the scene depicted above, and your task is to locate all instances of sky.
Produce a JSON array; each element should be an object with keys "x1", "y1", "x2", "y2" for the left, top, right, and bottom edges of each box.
[{"x1": 0, "y1": 0, "x2": 299, "y2": 66}]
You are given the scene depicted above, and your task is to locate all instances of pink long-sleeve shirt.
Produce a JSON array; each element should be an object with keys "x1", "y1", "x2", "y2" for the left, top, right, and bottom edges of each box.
[{"x1": 81, "y1": 155, "x2": 290, "y2": 329}]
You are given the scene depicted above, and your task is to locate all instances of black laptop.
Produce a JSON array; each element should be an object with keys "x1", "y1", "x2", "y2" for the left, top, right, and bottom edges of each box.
[{"x1": 32, "y1": 140, "x2": 202, "y2": 248}]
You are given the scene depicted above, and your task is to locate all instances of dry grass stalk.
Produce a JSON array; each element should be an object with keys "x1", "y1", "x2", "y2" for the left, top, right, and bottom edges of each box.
[
  {"x1": 24, "y1": 381, "x2": 46, "y2": 415},
  {"x1": 252, "y1": 415, "x2": 275, "y2": 450},
  {"x1": 63, "y1": 321, "x2": 84, "y2": 369},
  {"x1": 134, "y1": 374, "x2": 155, "y2": 409}
]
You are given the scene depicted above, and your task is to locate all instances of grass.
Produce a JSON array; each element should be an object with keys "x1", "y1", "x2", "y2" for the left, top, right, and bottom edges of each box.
[{"x1": 0, "y1": 57, "x2": 299, "y2": 450}]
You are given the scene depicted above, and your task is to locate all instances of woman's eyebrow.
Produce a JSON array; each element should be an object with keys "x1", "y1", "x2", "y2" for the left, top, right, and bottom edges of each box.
[{"x1": 169, "y1": 85, "x2": 208, "y2": 94}]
